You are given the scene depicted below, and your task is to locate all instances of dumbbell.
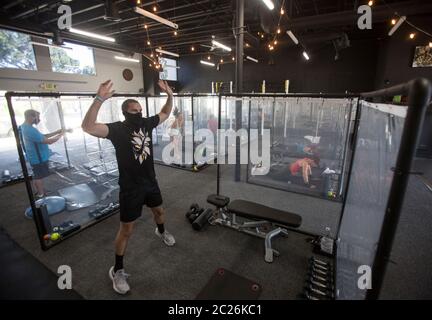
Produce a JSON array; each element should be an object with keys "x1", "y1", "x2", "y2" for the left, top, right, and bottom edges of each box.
[
  {"x1": 307, "y1": 272, "x2": 334, "y2": 285},
  {"x1": 308, "y1": 260, "x2": 333, "y2": 272},
  {"x1": 308, "y1": 264, "x2": 333, "y2": 276},
  {"x1": 304, "y1": 291, "x2": 328, "y2": 300},
  {"x1": 306, "y1": 277, "x2": 334, "y2": 291},
  {"x1": 186, "y1": 203, "x2": 204, "y2": 223},
  {"x1": 309, "y1": 257, "x2": 331, "y2": 267},
  {"x1": 303, "y1": 290, "x2": 332, "y2": 301},
  {"x1": 304, "y1": 283, "x2": 334, "y2": 299}
]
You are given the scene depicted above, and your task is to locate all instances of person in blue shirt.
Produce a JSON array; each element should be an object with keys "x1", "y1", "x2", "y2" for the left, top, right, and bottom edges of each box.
[{"x1": 19, "y1": 109, "x2": 69, "y2": 198}]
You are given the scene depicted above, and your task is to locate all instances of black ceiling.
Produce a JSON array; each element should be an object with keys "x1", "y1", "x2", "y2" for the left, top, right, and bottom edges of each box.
[{"x1": 0, "y1": 0, "x2": 431, "y2": 59}]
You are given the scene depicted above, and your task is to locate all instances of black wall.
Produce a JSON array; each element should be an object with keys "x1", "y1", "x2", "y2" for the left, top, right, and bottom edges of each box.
[
  {"x1": 178, "y1": 39, "x2": 380, "y2": 94},
  {"x1": 375, "y1": 16, "x2": 432, "y2": 89}
]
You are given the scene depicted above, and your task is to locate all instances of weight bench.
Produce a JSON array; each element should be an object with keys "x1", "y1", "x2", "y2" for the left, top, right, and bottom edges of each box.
[{"x1": 207, "y1": 194, "x2": 302, "y2": 263}]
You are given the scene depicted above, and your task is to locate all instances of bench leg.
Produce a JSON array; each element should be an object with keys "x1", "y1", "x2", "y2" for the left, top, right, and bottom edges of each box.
[{"x1": 264, "y1": 227, "x2": 289, "y2": 263}]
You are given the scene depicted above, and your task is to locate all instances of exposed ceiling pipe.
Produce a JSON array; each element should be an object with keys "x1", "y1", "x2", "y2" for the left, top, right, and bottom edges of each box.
[
  {"x1": 106, "y1": 7, "x2": 231, "y2": 36},
  {"x1": 80, "y1": 0, "x2": 211, "y2": 31}
]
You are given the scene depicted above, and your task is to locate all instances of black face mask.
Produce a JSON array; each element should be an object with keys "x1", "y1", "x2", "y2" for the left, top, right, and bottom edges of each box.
[{"x1": 123, "y1": 111, "x2": 143, "y2": 128}]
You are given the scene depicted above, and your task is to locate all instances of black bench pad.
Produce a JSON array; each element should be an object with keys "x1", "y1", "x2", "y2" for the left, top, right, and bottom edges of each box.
[
  {"x1": 207, "y1": 194, "x2": 230, "y2": 208},
  {"x1": 227, "y1": 200, "x2": 302, "y2": 228}
]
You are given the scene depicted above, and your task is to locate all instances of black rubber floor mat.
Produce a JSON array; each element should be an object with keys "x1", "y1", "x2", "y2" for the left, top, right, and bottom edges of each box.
[
  {"x1": 196, "y1": 268, "x2": 262, "y2": 300},
  {"x1": 0, "y1": 228, "x2": 83, "y2": 300}
]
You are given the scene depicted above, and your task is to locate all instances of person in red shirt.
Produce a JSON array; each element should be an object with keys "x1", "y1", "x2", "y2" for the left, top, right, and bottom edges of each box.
[
  {"x1": 207, "y1": 114, "x2": 218, "y2": 136},
  {"x1": 289, "y1": 156, "x2": 320, "y2": 188}
]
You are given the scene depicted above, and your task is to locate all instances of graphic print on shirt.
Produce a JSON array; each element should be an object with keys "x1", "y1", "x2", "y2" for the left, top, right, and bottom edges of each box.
[{"x1": 131, "y1": 128, "x2": 151, "y2": 164}]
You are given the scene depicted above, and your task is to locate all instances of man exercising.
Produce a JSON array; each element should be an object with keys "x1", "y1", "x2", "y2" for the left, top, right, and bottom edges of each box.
[
  {"x1": 20, "y1": 110, "x2": 70, "y2": 198},
  {"x1": 82, "y1": 80, "x2": 175, "y2": 295}
]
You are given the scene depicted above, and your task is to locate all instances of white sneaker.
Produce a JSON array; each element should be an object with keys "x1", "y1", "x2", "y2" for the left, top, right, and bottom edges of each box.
[
  {"x1": 155, "y1": 228, "x2": 176, "y2": 246},
  {"x1": 109, "y1": 266, "x2": 130, "y2": 295}
]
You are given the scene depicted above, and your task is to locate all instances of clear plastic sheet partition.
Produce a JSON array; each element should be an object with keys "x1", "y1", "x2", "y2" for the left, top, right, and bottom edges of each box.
[
  {"x1": 7, "y1": 95, "x2": 148, "y2": 245},
  {"x1": 245, "y1": 96, "x2": 356, "y2": 201},
  {"x1": 335, "y1": 101, "x2": 407, "y2": 299},
  {"x1": 217, "y1": 96, "x2": 356, "y2": 236},
  {"x1": 148, "y1": 95, "x2": 219, "y2": 170}
]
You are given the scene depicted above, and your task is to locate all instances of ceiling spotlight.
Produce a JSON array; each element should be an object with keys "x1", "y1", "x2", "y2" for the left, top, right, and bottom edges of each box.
[
  {"x1": 287, "y1": 30, "x2": 299, "y2": 45},
  {"x1": 200, "y1": 60, "x2": 215, "y2": 67},
  {"x1": 409, "y1": 33, "x2": 415, "y2": 39},
  {"x1": 368, "y1": 0, "x2": 373, "y2": 6},
  {"x1": 388, "y1": 16, "x2": 406, "y2": 36},
  {"x1": 261, "y1": 0, "x2": 275, "y2": 10},
  {"x1": 303, "y1": 51, "x2": 310, "y2": 60}
]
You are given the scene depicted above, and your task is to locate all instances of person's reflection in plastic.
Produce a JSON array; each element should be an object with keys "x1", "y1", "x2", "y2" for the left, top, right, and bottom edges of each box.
[
  {"x1": 169, "y1": 108, "x2": 184, "y2": 165},
  {"x1": 207, "y1": 114, "x2": 218, "y2": 136}
]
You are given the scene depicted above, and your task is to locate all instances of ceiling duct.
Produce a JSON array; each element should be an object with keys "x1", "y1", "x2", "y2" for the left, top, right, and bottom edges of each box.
[{"x1": 104, "y1": 0, "x2": 121, "y2": 22}]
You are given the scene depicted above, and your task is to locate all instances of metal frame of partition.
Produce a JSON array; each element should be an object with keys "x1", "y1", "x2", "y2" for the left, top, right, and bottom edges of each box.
[
  {"x1": 218, "y1": 93, "x2": 360, "y2": 202},
  {"x1": 334, "y1": 78, "x2": 431, "y2": 300},
  {"x1": 4, "y1": 92, "x2": 147, "y2": 250},
  {"x1": 4, "y1": 91, "x2": 219, "y2": 249}
]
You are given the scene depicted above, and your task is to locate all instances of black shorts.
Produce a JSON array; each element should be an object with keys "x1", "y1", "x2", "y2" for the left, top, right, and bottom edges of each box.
[
  {"x1": 31, "y1": 162, "x2": 51, "y2": 179},
  {"x1": 119, "y1": 182, "x2": 163, "y2": 223}
]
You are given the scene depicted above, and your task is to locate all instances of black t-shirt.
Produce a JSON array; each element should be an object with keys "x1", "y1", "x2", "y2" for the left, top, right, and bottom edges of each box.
[{"x1": 106, "y1": 115, "x2": 159, "y2": 189}]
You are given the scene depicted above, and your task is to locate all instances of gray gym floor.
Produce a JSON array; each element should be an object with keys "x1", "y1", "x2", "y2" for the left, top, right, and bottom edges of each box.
[{"x1": 0, "y1": 158, "x2": 431, "y2": 299}]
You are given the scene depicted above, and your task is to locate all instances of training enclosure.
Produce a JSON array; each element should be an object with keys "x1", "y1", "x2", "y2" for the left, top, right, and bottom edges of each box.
[
  {"x1": 4, "y1": 78, "x2": 431, "y2": 300},
  {"x1": 4, "y1": 91, "x2": 356, "y2": 248}
]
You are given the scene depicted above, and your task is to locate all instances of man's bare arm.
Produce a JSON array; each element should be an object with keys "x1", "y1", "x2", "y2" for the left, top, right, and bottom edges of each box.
[
  {"x1": 157, "y1": 80, "x2": 174, "y2": 124},
  {"x1": 42, "y1": 134, "x2": 63, "y2": 145},
  {"x1": 44, "y1": 129, "x2": 62, "y2": 138},
  {"x1": 81, "y1": 80, "x2": 114, "y2": 138},
  {"x1": 302, "y1": 164, "x2": 310, "y2": 184}
]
